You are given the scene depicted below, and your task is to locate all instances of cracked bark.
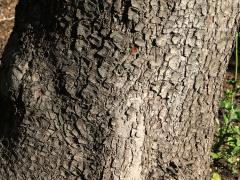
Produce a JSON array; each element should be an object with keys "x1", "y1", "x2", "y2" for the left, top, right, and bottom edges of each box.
[{"x1": 0, "y1": 0, "x2": 240, "y2": 179}]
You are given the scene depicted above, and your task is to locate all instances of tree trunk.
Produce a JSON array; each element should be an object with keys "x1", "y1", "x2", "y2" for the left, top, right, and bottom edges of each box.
[{"x1": 0, "y1": 0, "x2": 239, "y2": 179}]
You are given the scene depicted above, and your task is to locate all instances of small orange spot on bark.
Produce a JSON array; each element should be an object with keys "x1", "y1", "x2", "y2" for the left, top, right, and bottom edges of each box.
[
  {"x1": 131, "y1": 47, "x2": 138, "y2": 54},
  {"x1": 34, "y1": 88, "x2": 44, "y2": 99},
  {"x1": 207, "y1": 15, "x2": 214, "y2": 24}
]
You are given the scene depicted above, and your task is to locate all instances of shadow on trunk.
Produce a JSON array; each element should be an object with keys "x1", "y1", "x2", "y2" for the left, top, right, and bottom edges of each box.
[
  {"x1": 0, "y1": 84, "x2": 25, "y2": 149},
  {"x1": 0, "y1": 0, "x2": 63, "y2": 148}
]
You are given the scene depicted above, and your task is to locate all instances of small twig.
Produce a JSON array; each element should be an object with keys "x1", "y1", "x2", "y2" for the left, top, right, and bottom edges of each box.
[{"x1": 0, "y1": 16, "x2": 14, "y2": 23}]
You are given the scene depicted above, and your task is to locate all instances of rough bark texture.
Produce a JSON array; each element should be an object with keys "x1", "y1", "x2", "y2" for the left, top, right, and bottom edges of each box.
[{"x1": 0, "y1": 0, "x2": 240, "y2": 179}]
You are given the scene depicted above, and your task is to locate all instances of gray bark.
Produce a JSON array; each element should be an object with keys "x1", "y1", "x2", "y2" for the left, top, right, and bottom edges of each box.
[{"x1": 0, "y1": 0, "x2": 240, "y2": 179}]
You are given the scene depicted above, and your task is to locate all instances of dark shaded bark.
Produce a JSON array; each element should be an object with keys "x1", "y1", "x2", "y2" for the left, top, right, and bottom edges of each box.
[{"x1": 0, "y1": 0, "x2": 240, "y2": 179}]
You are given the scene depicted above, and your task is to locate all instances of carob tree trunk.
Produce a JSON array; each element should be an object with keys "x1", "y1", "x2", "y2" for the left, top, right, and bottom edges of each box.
[{"x1": 0, "y1": 0, "x2": 239, "y2": 179}]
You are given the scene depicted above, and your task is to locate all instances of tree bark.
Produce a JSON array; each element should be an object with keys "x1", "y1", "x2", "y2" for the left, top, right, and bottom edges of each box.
[{"x1": 0, "y1": 0, "x2": 239, "y2": 179}]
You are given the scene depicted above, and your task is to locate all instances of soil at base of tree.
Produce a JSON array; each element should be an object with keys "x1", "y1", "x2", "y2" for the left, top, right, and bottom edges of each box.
[{"x1": 0, "y1": 0, "x2": 18, "y2": 59}]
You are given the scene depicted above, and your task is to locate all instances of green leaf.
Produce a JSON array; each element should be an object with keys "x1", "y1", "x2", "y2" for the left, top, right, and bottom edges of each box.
[
  {"x1": 234, "y1": 110, "x2": 240, "y2": 120},
  {"x1": 227, "y1": 156, "x2": 237, "y2": 164},
  {"x1": 236, "y1": 137, "x2": 240, "y2": 146},
  {"x1": 228, "y1": 79, "x2": 236, "y2": 85},
  {"x1": 232, "y1": 146, "x2": 240, "y2": 155},
  {"x1": 227, "y1": 136, "x2": 236, "y2": 146},
  {"x1": 224, "y1": 89, "x2": 234, "y2": 98},
  {"x1": 220, "y1": 100, "x2": 232, "y2": 110},
  {"x1": 211, "y1": 152, "x2": 222, "y2": 159},
  {"x1": 232, "y1": 126, "x2": 240, "y2": 135},
  {"x1": 230, "y1": 109, "x2": 238, "y2": 120},
  {"x1": 211, "y1": 172, "x2": 221, "y2": 180},
  {"x1": 223, "y1": 114, "x2": 230, "y2": 124},
  {"x1": 232, "y1": 167, "x2": 238, "y2": 174}
]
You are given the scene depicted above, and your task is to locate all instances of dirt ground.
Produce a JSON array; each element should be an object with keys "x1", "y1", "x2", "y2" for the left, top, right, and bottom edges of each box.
[{"x1": 0, "y1": 0, "x2": 18, "y2": 58}]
